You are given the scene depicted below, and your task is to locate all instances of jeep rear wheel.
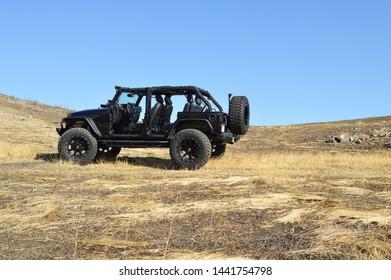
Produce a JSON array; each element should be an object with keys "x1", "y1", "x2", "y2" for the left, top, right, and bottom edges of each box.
[
  {"x1": 228, "y1": 96, "x2": 250, "y2": 135},
  {"x1": 96, "y1": 146, "x2": 121, "y2": 162},
  {"x1": 211, "y1": 144, "x2": 226, "y2": 159},
  {"x1": 58, "y1": 127, "x2": 98, "y2": 165},
  {"x1": 170, "y1": 129, "x2": 212, "y2": 170}
]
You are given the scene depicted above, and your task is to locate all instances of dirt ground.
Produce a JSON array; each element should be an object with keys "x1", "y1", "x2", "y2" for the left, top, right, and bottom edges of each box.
[{"x1": 0, "y1": 93, "x2": 390, "y2": 259}]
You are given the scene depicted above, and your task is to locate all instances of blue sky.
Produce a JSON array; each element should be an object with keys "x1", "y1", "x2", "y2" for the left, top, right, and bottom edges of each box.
[{"x1": 1, "y1": 0, "x2": 390, "y2": 126}]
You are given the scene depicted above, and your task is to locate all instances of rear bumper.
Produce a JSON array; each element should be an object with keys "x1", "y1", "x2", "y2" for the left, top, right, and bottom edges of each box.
[{"x1": 217, "y1": 132, "x2": 241, "y2": 144}]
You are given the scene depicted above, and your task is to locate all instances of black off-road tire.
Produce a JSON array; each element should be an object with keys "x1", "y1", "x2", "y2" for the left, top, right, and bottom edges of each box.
[
  {"x1": 96, "y1": 146, "x2": 121, "y2": 162},
  {"x1": 170, "y1": 129, "x2": 212, "y2": 170},
  {"x1": 58, "y1": 127, "x2": 98, "y2": 165},
  {"x1": 228, "y1": 96, "x2": 250, "y2": 135},
  {"x1": 211, "y1": 144, "x2": 226, "y2": 159}
]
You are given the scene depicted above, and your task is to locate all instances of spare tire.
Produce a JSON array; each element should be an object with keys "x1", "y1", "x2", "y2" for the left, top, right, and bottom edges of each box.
[{"x1": 228, "y1": 96, "x2": 250, "y2": 135}]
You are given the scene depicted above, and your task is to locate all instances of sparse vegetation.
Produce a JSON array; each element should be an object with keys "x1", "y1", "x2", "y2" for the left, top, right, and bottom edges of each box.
[
  {"x1": 0, "y1": 94, "x2": 390, "y2": 259},
  {"x1": 0, "y1": 141, "x2": 41, "y2": 161}
]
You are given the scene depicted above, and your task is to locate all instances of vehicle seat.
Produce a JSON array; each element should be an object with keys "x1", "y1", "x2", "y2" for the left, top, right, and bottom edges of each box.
[
  {"x1": 126, "y1": 103, "x2": 142, "y2": 123},
  {"x1": 161, "y1": 95, "x2": 173, "y2": 128},
  {"x1": 183, "y1": 94, "x2": 194, "y2": 112},
  {"x1": 191, "y1": 97, "x2": 204, "y2": 112},
  {"x1": 150, "y1": 95, "x2": 163, "y2": 133},
  {"x1": 111, "y1": 104, "x2": 122, "y2": 126}
]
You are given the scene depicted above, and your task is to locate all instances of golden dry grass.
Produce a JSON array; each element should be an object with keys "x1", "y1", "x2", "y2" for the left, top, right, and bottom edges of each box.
[
  {"x1": 0, "y1": 94, "x2": 390, "y2": 260},
  {"x1": 1, "y1": 148, "x2": 390, "y2": 260},
  {"x1": 0, "y1": 141, "x2": 43, "y2": 162}
]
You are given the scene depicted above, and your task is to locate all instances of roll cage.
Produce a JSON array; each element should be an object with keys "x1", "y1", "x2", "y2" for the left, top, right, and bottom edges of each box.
[{"x1": 108, "y1": 85, "x2": 224, "y2": 112}]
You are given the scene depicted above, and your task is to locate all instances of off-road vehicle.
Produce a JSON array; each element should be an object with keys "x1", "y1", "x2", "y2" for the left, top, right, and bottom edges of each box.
[{"x1": 57, "y1": 85, "x2": 250, "y2": 169}]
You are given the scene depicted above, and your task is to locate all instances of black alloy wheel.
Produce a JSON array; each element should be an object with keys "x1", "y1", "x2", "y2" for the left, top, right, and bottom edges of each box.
[
  {"x1": 170, "y1": 129, "x2": 212, "y2": 170},
  {"x1": 58, "y1": 127, "x2": 98, "y2": 165}
]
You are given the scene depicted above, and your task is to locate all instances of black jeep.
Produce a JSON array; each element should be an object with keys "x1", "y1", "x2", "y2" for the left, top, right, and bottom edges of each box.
[{"x1": 57, "y1": 85, "x2": 250, "y2": 169}]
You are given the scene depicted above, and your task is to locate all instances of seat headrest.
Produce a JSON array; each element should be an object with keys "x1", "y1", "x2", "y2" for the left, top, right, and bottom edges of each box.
[
  {"x1": 186, "y1": 94, "x2": 193, "y2": 103},
  {"x1": 164, "y1": 96, "x2": 172, "y2": 105},
  {"x1": 155, "y1": 95, "x2": 163, "y2": 103}
]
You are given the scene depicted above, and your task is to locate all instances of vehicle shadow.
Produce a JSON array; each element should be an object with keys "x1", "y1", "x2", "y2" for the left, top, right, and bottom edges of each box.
[
  {"x1": 117, "y1": 156, "x2": 175, "y2": 169},
  {"x1": 35, "y1": 153, "x2": 175, "y2": 169},
  {"x1": 35, "y1": 153, "x2": 61, "y2": 162}
]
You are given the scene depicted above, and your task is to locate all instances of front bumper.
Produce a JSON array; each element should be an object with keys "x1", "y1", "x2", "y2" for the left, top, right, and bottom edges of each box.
[
  {"x1": 56, "y1": 127, "x2": 65, "y2": 135},
  {"x1": 56, "y1": 120, "x2": 67, "y2": 135}
]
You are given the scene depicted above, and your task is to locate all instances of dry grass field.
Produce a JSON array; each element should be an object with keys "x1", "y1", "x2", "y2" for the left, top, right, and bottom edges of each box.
[{"x1": 1, "y1": 93, "x2": 390, "y2": 260}]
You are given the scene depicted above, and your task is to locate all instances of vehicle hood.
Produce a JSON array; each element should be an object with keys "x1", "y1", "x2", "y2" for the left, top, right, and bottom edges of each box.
[{"x1": 68, "y1": 108, "x2": 109, "y2": 118}]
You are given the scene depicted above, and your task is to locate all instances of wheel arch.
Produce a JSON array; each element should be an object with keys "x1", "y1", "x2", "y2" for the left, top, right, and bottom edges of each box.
[
  {"x1": 63, "y1": 117, "x2": 102, "y2": 138},
  {"x1": 168, "y1": 119, "x2": 214, "y2": 139}
]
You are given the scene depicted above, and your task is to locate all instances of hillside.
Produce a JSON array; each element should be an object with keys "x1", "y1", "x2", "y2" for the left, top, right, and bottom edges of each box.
[
  {"x1": 1, "y1": 93, "x2": 391, "y2": 155},
  {"x1": 0, "y1": 93, "x2": 70, "y2": 150},
  {"x1": 0, "y1": 93, "x2": 390, "y2": 260}
]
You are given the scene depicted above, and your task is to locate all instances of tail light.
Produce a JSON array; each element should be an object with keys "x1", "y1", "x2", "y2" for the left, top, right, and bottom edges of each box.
[
  {"x1": 220, "y1": 124, "x2": 226, "y2": 133},
  {"x1": 218, "y1": 114, "x2": 227, "y2": 132}
]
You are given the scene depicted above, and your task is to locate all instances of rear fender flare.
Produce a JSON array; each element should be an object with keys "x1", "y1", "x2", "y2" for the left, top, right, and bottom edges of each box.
[{"x1": 168, "y1": 119, "x2": 213, "y2": 138}]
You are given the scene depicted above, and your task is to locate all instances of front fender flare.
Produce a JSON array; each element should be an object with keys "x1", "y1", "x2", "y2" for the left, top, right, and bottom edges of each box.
[
  {"x1": 64, "y1": 117, "x2": 102, "y2": 138},
  {"x1": 84, "y1": 117, "x2": 102, "y2": 137}
]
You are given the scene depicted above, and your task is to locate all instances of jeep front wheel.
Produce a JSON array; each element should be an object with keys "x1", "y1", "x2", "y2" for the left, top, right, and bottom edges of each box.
[
  {"x1": 170, "y1": 129, "x2": 212, "y2": 170},
  {"x1": 58, "y1": 127, "x2": 98, "y2": 165}
]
